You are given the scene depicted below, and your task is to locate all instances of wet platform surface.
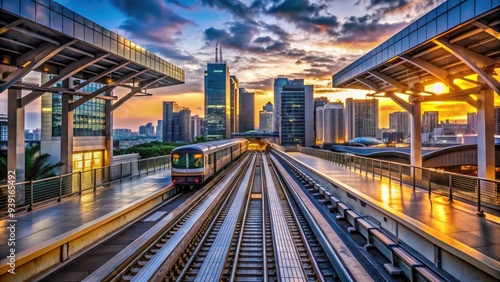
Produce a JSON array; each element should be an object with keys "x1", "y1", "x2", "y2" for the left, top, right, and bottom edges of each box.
[
  {"x1": 287, "y1": 152, "x2": 500, "y2": 262},
  {"x1": 0, "y1": 170, "x2": 171, "y2": 258}
]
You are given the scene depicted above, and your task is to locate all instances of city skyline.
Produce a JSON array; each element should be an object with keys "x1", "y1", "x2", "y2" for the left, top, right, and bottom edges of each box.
[{"x1": 3, "y1": 0, "x2": 499, "y2": 131}]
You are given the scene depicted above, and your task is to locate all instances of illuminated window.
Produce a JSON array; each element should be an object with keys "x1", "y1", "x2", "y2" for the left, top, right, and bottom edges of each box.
[{"x1": 72, "y1": 150, "x2": 104, "y2": 172}]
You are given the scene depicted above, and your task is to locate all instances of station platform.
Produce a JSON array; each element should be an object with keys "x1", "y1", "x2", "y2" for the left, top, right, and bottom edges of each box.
[
  {"x1": 0, "y1": 170, "x2": 171, "y2": 259},
  {"x1": 285, "y1": 152, "x2": 500, "y2": 266}
]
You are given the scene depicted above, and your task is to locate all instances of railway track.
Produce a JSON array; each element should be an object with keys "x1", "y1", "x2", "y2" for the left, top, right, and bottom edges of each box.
[{"x1": 55, "y1": 152, "x2": 361, "y2": 282}]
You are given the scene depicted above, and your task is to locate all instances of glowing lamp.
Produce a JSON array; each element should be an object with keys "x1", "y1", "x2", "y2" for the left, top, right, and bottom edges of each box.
[
  {"x1": 1, "y1": 55, "x2": 11, "y2": 65},
  {"x1": 432, "y1": 82, "x2": 446, "y2": 94}
]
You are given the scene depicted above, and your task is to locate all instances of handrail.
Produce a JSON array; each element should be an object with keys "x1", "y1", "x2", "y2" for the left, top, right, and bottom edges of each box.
[
  {"x1": 0, "y1": 154, "x2": 171, "y2": 216},
  {"x1": 272, "y1": 144, "x2": 500, "y2": 214}
]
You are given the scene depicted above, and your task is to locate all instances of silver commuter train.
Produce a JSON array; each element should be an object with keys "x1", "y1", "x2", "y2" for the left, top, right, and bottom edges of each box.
[{"x1": 171, "y1": 138, "x2": 249, "y2": 186}]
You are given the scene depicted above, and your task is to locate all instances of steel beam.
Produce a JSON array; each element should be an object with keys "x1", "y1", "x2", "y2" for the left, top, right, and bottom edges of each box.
[
  {"x1": 0, "y1": 19, "x2": 26, "y2": 35},
  {"x1": 385, "y1": 91, "x2": 413, "y2": 114},
  {"x1": 111, "y1": 76, "x2": 165, "y2": 111},
  {"x1": 434, "y1": 39, "x2": 499, "y2": 94},
  {"x1": 399, "y1": 55, "x2": 458, "y2": 90},
  {"x1": 0, "y1": 41, "x2": 76, "y2": 93},
  {"x1": 69, "y1": 69, "x2": 147, "y2": 111},
  {"x1": 355, "y1": 77, "x2": 379, "y2": 90},
  {"x1": 368, "y1": 70, "x2": 406, "y2": 90},
  {"x1": 19, "y1": 53, "x2": 110, "y2": 107},
  {"x1": 73, "y1": 62, "x2": 130, "y2": 91},
  {"x1": 472, "y1": 21, "x2": 500, "y2": 40}
]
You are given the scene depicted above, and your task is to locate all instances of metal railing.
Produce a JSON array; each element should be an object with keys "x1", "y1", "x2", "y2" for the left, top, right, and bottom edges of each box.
[
  {"x1": 0, "y1": 155, "x2": 171, "y2": 216},
  {"x1": 273, "y1": 145, "x2": 500, "y2": 214}
]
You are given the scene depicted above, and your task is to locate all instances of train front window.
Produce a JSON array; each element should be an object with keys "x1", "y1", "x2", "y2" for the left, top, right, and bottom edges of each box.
[
  {"x1": 172, "y1": 152, "x2": 203, "y2": 169},
  {"x1": 189, "y1": 153, "x2": 204, "y2": 168},
  {"x1": 172, "y1": 153, "x2": 188, "y2": 169}
]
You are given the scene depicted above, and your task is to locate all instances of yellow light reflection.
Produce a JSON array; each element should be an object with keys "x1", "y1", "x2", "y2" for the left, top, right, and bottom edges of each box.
[{"x1": 380, "y1": 182, "x2": 391, "y2": 205}]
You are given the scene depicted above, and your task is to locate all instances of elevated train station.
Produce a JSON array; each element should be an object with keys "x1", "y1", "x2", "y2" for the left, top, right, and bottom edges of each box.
[{"x1": 333, "y1": 0, "x2": 500, "y2": 180}]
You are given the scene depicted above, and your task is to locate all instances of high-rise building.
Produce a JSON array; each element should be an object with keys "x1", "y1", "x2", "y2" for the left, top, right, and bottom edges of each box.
[
  {"x1": 315, "y1": 106, "x2": 324, "y2": 145},
  {"x1": 191, "y1": 115, "x2": 204, "y2": 141},
  {"x1": 239, "y1": 88, "x2": 255, "y2": 132},
  {"x1": 230, "y1": 75, "x2": 239, "y2": 134},
  {"x1": 314, "y1": 97, "x2": 329, "y2": 145},
  {"x1": 495, "y1": 107, "x2": 500, "y2": 135},
  {"x1": 323, "y1": 102, "x2": 345, "y2": 144},
  {"x1": 279, "y1": 79, "x2": 314, "y2": 146},
  {"x1": 162, "y1": 102, "x2": 191, "y2": 142},
  {"x1": 172, "y1": 108, "x2": 191, "y2": 142},
  {"x1": 273, "y1": 78, "x2": 289, "y2": 133},
  {"x1": 204, "y1": 46, "x2": 230, "y2": 140},
  {"x1": 467, "y1": 113, "x2": 477, "y2": 134},
  {"x1": 259, "y1": 101, "x2": 273, "y2": 133},
  {"x1": 389, "y1": 111, "x2": 410, "y2": 136},
  {"x1": 422, "y1": 111, "x2": 439, "y2": 133},
  {"x1": 162, "y1": 101, "x2": 179, "y2": 142},
  {"x1": 145, "y1": 122, "x2": 154, "y2": 136},
  {"x1": 156, "y1": 120, "x2": 163, "y2": 139},
  {"x1": 139, "y1": 125, "x2": 147, "y2": 136},
  {"x1": 345, "y1": 98, "x2": 378, "y2": 140},
  {"x1": 0, "y1": 114, "x2": 8, "y2": 141}
]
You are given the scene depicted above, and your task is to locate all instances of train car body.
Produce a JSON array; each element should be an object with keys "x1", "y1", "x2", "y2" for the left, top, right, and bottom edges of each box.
[{"x1": 171, "y1": 139, "x2": 248, "y2": 187}]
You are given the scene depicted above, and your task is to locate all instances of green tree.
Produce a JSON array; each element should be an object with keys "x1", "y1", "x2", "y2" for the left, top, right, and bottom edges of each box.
[
  {"x1": 195, "y1": 136, "x2": 207, "y2": 143},
  {"x1": 24, "y1": 144, "x2": 63, "y2": 181},
  {"x1": 0, "y1": 145, "x2": 63, "y2": 182}
]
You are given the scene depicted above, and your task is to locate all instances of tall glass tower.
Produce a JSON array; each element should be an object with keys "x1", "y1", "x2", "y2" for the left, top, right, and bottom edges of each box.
[{"x1": 204, "y1": 48, "x2": 230, "y2": 140}]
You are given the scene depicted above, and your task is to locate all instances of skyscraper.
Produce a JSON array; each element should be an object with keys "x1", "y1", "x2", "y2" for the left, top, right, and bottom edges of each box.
[
  {"x1": 273, "y1": 78, "x2": 289, "y2": 133},
  {"x1": 467, "y1": 112, "x2": 477, "y2": 134},
  {"x1": 163, "y1": 102, "x2": 191, "y2": 142},
  {"x1": 345, "y1": 98, "x2": 378, "y2": 140},
  {"x1": 230, "y1": 75, "x2": 239, "y2": 134},
  {"x1": 156, "y1": 120, "x2": 163, "y2": 139},
  {"x1": 204, "y1": 46, "x2": 230, "y2": 140},
  {"x1": 191, "y1": 115, "x2": 204, "y2": 141},
  {"x1": 422, "y1": 111, "x2": 439, "y2": 133},
  {"x1": 279, "y1": 79, "x2": 314, "y2": 146},
  {"x1": 389, "y1": 111, "x2": 410, "y2": 136},
  {"x1": 162, "y1": 101, "x2": 179, "y2": 142},
  {"x1": 314, "y1": 97, "x2": 329, "y2": 145},
  {"x1": 323, "y1": 102, "x2": 345, "y2": 143},
  {"x1": 315, "y1": 106, "x2": 324, "y2": 145},
  {"x1": 239, "y1": 88, "x2": 255, "y2": 132},
  {"x1": 495, "y1": 107, "x2": 500, "y2": 135},
  {"x1": 259, "y1": 101, "x2": 273, "y2": 133}
]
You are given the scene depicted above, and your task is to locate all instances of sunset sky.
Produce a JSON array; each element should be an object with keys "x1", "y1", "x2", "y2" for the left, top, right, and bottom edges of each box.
[{"x1": 1, "y1": 0, "x2": 499, "y2": 130}]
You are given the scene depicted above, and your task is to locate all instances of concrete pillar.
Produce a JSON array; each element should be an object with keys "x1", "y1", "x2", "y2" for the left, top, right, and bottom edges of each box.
[
  {"x1": 476, "y1": 89, "x2": 495, "y2": 179},
  {"x1": 411, "y1": 100, "x2": 422, "y2": 167},
  {"x1": 104, "y1": 90, "x2": 113, "y2": 167},
  {"x1": 7, "y1": 88, "x2": 25, "y2": 181},
  {"x1": 60, "y1": 94, "x2": 73, "y2": 174}
]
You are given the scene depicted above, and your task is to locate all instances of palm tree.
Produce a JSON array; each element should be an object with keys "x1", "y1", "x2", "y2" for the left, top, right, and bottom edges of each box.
[
  {"x1": 0, "y1": 145, "x2": 63, "y2": 182},
  {"x1": 24, "y1": 144, "x2": 63, "y2": 181}
]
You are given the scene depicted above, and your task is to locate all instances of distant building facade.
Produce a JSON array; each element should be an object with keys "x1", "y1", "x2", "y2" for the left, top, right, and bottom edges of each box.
[
  {"x1": 162, "y1": 101, "x2": 191, "y2": 142},
  {"x1": 467, "y1": 112, "x2": 477, "y2": 134},
  {"x1": 389, "y1": 111, "x2": 410, "y2": 136},
  {"x1": 323, "y1": 102, "x2": 345, "y2": 144},
  {"x1": 495, "y1": 107, "x2": 500, "y2": 135},
  {"x1": 239, "y1": 88, "x2": 255, "y2": 132},
  {"x1": 314, "y1": 97, "x2": 329, "y2": 145},
  {"x1": 156, "y1": 120, "x2": 163, "y2": 139},
  {"x1": 345, "y1": 98, "x2": 378, "y2": 139},
  {"x1": 191, "y1": 115, "x2": 204, "y2": 141},
  {"x1": 259, "y1": 101, "x2": 273, "y2": 133},
  {"x1": 422, "y1": 111, "x2": 439, "y2": 133},
  {"x1": 230, "y1": 75, "x2": 239, "y2": 134},
  {"x1": 204, "y1": 50, "x2": 230, "y2": 140},
  {"x1": 279, "y1": 79, "x2": 314, "y2": 146}
]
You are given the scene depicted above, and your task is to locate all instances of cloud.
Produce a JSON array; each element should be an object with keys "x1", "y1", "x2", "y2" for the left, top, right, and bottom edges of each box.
[
  {"x1": 336, "y1": 14, "x2": 406, "y2": 44},
  {"x1": 204, "y1": 21, "x2": 291, "y2": 54},
  {"x1": 267, "y1": 0, "x2": 339, "y2": 35}
]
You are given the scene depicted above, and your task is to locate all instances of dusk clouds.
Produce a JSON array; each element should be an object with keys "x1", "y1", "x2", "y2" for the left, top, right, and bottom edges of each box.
[{"x1": 103, "y1": 0, "x2": 446, "y2": 109}]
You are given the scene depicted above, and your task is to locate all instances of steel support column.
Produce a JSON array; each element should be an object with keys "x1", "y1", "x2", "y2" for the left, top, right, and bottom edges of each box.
[
  {"x1": 476, "y1": 88, "x2": 495, "y2": 179},
  {"x1": 60, "y1": 93, "x2": 74, "y2": 174},
  {"x1": 7, "y1": 88, "x2": 25, "y2": 179},
  {"x1": 7, "y1": 87, "x2": 25, "y2": 203},
  {"x1": 104, "y1": 90, "x2": 113, "y2": 167},
  {"x1": 411, "y1": 99, "x2": 422, "y2": 167}
]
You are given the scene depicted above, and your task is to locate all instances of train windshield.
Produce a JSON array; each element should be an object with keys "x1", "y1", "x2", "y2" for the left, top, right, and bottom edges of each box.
[{"x1": 172, "y1": 152, "x2": 203, "y2": 169}]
